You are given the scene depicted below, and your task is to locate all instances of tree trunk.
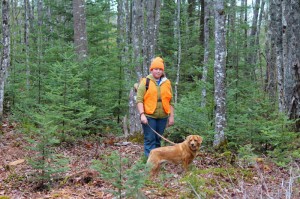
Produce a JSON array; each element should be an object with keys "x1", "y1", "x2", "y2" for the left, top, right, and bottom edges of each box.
[
  {"x1": 143, "y1": 0, "x2": 161, "y2": 75},
  {"x1": 187, "y1": 0, "x2": 196, "y2": 36},
  {"x1": 273, "y1": 0, "x2": 284, "y2": 112},
  {"x1": 24, "y1": 0, "x2": 30, "y2": 90},
  {"x1": 117, "y1": 0, "x2": 131, "y2": 130},
  {"x1": 129, "y1": 0, "x2": 144, "y2": 135},
  {"x1": 0, "y1": 0, "x2": 10, "y2": 122},
  {"x1": 283, "y1": 0, "x2": 300, "y2": 130},
  {"x1": 73, "y1": 0, "x2": 88, "y2": 60},
  {"x1": 199, "y1": 0, "x2": 204, "y2": 47},
  {"x1": 213, "y1": 0, "x2": 227, "y2": 148},
  {"x1": 243, "y1": 0, "x2": 247, "y2": 51},
  {"x1": 174, "y1": 0, "x2": 181, "y2": 104},
  {"x1": 128, "y1": 0, "x2": 162, "y2": 135},
  {"x1": 265, "y1": 1, "x2": 277, "y2": 104},
  {"x1": 247, "y1": 0, "x2": 260, "y2": 70},
  {"x1": 132, "y1": 0, "x2": 143, "y2": 80},
  {"x1": 256, "y1": 0, "x2": 265, "y2": 89},
  {"x1": 201, "y1": 0, "x2": 211, "y2": 108}
]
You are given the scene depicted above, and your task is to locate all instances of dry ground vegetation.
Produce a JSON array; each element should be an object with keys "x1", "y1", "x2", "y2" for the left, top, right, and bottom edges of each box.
[{"x1": 0, "y1": 117, "x2": 300, "y2": 199}]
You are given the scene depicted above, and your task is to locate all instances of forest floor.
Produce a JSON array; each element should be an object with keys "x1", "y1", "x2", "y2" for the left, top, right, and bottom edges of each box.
[{"x1": 1, "y1": 117, "x2": 300, "y2": 199}]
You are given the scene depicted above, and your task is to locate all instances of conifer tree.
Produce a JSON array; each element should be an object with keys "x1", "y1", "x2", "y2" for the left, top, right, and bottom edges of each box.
[
  {"x1": 27, "y1": 114, "x2": 69, "y2": 188},
  {"x1": 43, "y1": 52, "x2": 95, "y2": 139}
]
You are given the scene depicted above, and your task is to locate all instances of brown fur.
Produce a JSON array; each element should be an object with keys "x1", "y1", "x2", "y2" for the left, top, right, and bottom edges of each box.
[{"x1": 147, "y1": 135, "x2": 203, "y2": 176}]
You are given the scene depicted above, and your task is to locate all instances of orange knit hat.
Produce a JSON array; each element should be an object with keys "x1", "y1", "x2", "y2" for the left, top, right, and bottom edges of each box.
[{"x1": 150, "y1": 57, "x2": 164, "y2": 71}]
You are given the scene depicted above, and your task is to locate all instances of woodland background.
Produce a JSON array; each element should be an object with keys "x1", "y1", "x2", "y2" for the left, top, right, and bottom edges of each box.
[{"x1": 0, "y1": 0, "x2": 300, "y2": 198}]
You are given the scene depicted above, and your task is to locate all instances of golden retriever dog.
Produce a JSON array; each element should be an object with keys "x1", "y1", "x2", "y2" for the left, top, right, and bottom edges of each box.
[{"x1": 147, "y1": 135, "x2": 203, "y2": 176}]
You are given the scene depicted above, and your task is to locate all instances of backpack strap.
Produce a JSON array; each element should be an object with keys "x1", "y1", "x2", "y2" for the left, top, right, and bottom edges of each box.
[{"x1": 145, "y1": 77, "x2": 150, "y2": 91}]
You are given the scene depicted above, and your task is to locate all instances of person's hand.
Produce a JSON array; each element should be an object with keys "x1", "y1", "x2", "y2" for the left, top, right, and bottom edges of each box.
[
  {"x1": 140, "y1": 114, "x2": 148, "y2": 124},
  {"x1": 167, "y1": 115, "x2": 174, "y2": 127}
]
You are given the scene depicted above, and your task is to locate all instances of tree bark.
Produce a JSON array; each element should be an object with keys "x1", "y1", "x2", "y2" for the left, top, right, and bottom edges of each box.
[
  {"x1": 265, "y1": 1, "x2": 277, "y2": 104},
  {"x1": 247, "y1": 0, "x2": 260, "y2": 70},
  {"x1": 201, "y1": 0, "x2": 211, "y2": 108},
  {"x1": 273, "y1": 0, "x2": 284, "y2": 112},
  {"x1": 129, "y1": 0, "x2": 144, "y2": 135},
  {"x1": 213, "y1": 0, "x2": 227, "y2": 148},
  {"x1": 73, "y1": 0, "x2": 88, "y2": 60},
  {"x1": 199, "y1": 0, "x2": 204, "y2": 47},
  {"x1": 0, "y1": 0, "x2": 11, "y2": 122},
  {"x1": 143, "y1": 0, "x2": 161, "y2": 75},
  {"x1": 256, "y1": 0, "x2": 265, "y2": 89},
  {"x1": 283, "y1": 0, "x2": 300, "y2": 130},
  {"x1": 128, "y1": 0, "x2": 162, "y2": 135},
  {"x1": 132, "y1": 0, "x2": 143, "y2": 80},
  {"x1": 174, "y1": 0, "x2": 181, "y2": 104},
  {"x1": 24, "y1": 0, "x2": 30, "y2": 90}
]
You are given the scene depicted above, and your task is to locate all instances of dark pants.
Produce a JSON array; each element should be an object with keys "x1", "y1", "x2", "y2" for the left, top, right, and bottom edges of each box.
[{"x1": 142, "y1": 116, "x2": 168, "y2": 157}]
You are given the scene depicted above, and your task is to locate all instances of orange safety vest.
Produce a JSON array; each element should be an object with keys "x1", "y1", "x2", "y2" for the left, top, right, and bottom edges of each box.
[{"x1": 142, "y1": 78, "x2": 172, "y2": 114}]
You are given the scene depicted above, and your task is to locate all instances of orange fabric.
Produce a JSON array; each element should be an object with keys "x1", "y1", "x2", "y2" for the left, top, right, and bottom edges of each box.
[
  {"x1": 142, "y1": 78, "x2": 172, "y2": 114},
  {"x1": 149, "y1": 57, "x2": 164, "y2": 71}
]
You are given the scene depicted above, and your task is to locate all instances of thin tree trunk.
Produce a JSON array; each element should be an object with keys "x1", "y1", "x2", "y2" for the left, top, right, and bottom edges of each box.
[
  {"x1": 174, "y1": 0, "x2": 181, "y2": 104},
  {"x1": 256, "y1": 0, "x2": 265, "y2": 89},
  {"x1": 187, "y1": 0, "x2": 196, "y2": 37},
  {"x1": 265, "y1": 1, "x2": 277, "y2": 104},
  {"x1": 0, "y1": 0, "x2": 11, "y2": 122},
  {"x1": 243, "y1": 0, "x2": 247, "y2": 51},
  {"x1": 273, "y1": 0, "x2": 284, "y2": 112},
  {"x1": 247, "y1": 0, "x2": 260, "y2": 69},
  {"x1": 213, "y1": 0, "x2": 227, "y2": 148},
  {"x1": 199, "y1": 0, "x2": 204, "y2": 48},
  {"x1": 24, "y1": 0, "x2": 30, "y2": 90},
  {"x1": 201, "y1": 0, "x2": 210, "y2": 108}
]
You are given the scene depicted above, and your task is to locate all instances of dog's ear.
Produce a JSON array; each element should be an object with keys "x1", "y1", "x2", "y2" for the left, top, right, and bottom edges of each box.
[
  {"x1": 186, "y1": 135, "x2": 192, "y2": 141},
  {"x1": 197, "y1": 136, "x2": 203, "y2": 143}
]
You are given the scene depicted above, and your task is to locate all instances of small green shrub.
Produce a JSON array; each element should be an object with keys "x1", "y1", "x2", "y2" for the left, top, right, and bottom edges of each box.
[
  {"x1": 238, "y1": 144, "x2": 257, "y2": 167},
  {"x1": 91, "y1": 151, "x2": 150, "y2": 198},
  {"x1": 26, "y1": 115, "x2": 69, "y2": 188}
]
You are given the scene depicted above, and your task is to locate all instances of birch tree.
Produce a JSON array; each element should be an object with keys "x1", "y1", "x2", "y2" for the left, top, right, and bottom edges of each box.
[
  {"x1": 213, "y1": 0, "x2": 227, "y2": 148},
  {"x1": 0, "y1": 0, "x2": 10, "y2": 122}
]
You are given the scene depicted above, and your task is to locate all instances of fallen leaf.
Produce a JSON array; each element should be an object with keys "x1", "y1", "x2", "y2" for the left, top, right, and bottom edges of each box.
[{"x1": 8, "y1": 159, "x2": 25, "y2": 166}]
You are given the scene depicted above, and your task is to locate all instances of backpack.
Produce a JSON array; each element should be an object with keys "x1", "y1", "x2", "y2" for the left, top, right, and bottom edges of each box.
[
  {"x1": 134, "y1": 77, "x2": 150, "y2": 92},
  {"x1": 145, "y1": 77, "x2": 150, "y2": 91}
]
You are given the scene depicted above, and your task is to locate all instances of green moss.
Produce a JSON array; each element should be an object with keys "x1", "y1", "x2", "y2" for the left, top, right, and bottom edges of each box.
[
  {"x1": 128, "y1": 132, "x2": 144, "y2": 144},
  {"x1": 3, "y1": 173, "x2": 25, "y2": 183},
  {"x1": 0, "y1": 196, "x2": 11, "y2": 199},
  {"x1": 180, "y1": 167, "x2": 255, "y2": 198},
  {"x1": 145, "y1": 179, "x2": 174, "y2": 196}
]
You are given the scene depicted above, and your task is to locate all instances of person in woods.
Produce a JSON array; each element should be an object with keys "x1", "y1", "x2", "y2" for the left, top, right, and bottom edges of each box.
[{"x1": 136, "y1": 57, "x2": 174, "y2": 157}]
